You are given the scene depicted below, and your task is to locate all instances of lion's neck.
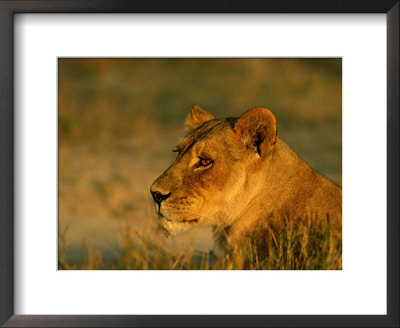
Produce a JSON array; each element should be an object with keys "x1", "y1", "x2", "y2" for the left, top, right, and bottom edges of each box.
[{"x1": 220, "y1": 138, "x2": 318, "y2": 245}]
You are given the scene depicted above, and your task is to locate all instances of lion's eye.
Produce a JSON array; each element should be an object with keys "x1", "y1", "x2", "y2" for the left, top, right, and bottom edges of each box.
[{"x1": 199, "y1": 157, "x2": 212, "y2": 167}]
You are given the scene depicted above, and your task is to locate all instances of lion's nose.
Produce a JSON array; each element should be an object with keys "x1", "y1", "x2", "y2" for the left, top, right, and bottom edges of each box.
[{"x1": 150, "y1": 189, "x2": 171, "y2": 204}]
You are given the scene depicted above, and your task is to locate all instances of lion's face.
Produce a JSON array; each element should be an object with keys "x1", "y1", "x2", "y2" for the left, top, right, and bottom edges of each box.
[
  {"x1": 150, "y1": 119, "x2": 247, "y2": 236},
  {"x1": 150, "y1": 105, "x2": 277, "y2": 236}
]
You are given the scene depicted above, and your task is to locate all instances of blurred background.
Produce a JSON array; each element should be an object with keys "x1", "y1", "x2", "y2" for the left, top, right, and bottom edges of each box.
[{"x1": 58, "y1": 58, "x2": 341, "y2": 268}]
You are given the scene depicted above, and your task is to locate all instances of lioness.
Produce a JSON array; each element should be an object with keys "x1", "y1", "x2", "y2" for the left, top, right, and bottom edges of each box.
[{"x1": 150, "y1": 105, "x2": 342, "y2": 248}]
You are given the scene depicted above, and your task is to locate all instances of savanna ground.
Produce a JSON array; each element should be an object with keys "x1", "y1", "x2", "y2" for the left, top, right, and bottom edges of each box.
[{"x1": 58, "y1": 58, "x2": 342, "y2": 270}]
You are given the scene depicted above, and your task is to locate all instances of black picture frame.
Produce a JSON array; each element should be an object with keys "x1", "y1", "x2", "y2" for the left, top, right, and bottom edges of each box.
[{"x1": 0, "y1": 1, "x2": 398, "y2": 327}]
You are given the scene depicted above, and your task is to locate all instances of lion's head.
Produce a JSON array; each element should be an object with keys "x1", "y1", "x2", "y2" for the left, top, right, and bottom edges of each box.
[{"x1": 150, "y1": 105, "x2": 277, "y2": 236}]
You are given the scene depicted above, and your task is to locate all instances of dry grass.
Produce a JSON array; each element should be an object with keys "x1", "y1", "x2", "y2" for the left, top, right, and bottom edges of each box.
[{"x1": 59, "y1": 214, "x2": 342, "y2": 270}]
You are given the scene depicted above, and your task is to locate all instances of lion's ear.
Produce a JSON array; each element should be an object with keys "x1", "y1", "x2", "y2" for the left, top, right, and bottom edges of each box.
[
  {"x1": 235, "y1": 107, "x2": 277, "y2": 157},
  {"x1": 185, "y1": 105, "x2": 215, "y2": 131}
]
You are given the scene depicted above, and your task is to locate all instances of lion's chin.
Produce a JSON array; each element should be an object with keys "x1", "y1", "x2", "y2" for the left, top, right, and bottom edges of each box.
[{"x1": 157, "y1": 216, "x2": 199, "y2": 238}]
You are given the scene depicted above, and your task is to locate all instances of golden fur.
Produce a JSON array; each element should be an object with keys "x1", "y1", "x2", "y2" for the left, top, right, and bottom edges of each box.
[{"x1": 151, "y1": 105, "x2": 342, "y2": 247}]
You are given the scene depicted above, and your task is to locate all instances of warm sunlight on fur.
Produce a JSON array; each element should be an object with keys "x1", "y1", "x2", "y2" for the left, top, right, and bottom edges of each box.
[{"x1": 151, "y1": 105, "x2": 342, "y2": 255}]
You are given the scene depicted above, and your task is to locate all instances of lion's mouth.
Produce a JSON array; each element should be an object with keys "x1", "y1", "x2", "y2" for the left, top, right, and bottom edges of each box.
[
  {"x1": 157, "y1": 215, "x2": 199, "y2": 238},
  {"x1": 158, "y1": 214, "x2": 199, "y2": 224},
  {"x1": 180, "y1": 218, "x2": 199, "y2": 224},
  {"x1": 156, "y1": 203, "x2": 199, "y2": 225}
]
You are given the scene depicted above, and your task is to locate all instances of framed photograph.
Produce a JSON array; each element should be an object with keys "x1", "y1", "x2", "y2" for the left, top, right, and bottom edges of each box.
[{"x1": 0, "y1": 1, "x2": 398, "y2": 327}]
